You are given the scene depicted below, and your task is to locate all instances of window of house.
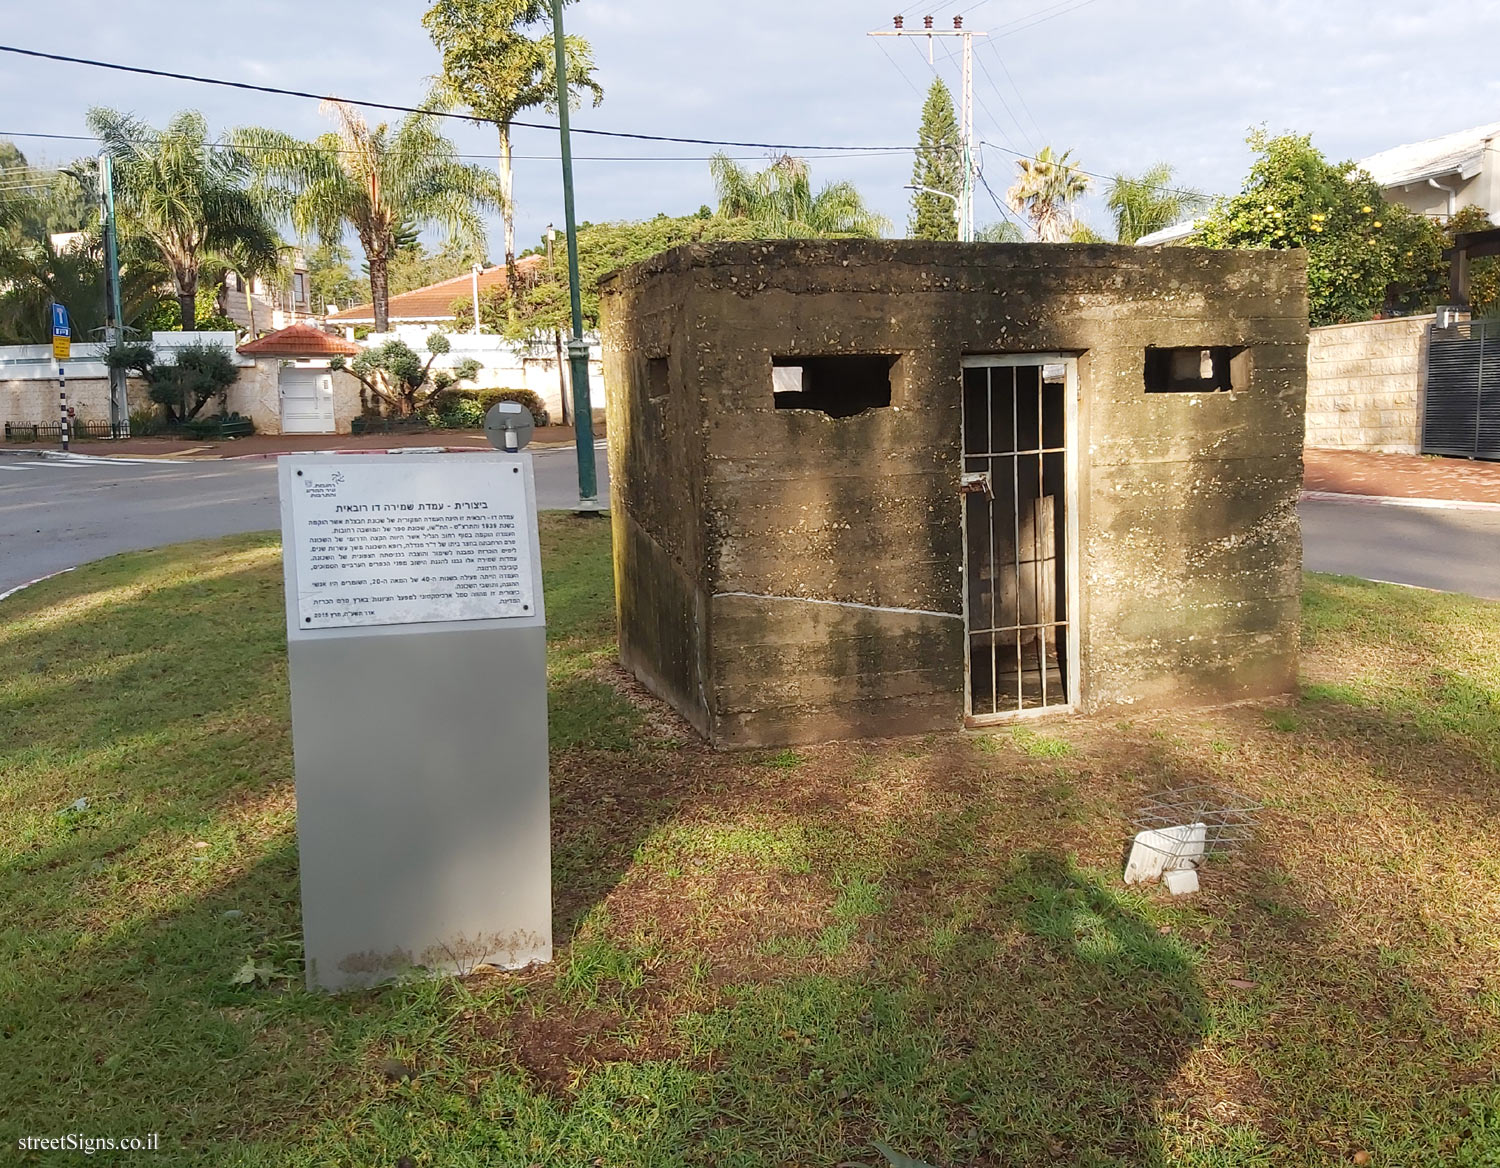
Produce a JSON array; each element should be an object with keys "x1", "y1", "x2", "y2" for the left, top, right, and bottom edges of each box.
[
  {"x1": 771, "y1": 355, "x2": 895, "y2": 418},
  {"x1": 293, "y1": 272, "x2": 309, "y2": 309},
  {"x1": 1144, "y1": 346, "x2": 1250, "y2": 393}
]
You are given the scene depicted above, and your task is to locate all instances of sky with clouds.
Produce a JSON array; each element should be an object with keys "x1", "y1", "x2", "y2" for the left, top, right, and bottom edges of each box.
[{"x1": 2, "y1": 0, "x2": 1498, "y2": 260}]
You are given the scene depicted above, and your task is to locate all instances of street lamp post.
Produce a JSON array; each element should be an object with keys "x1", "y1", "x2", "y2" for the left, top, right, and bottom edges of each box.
[{"x1": 551, "y1": 0, "x2": 601, "y2": 512}]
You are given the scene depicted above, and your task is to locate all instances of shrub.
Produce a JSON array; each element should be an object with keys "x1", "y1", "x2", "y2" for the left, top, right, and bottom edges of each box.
[
  {"x1": 128, "y1": 406, "x2": 166, "y2": 436},
  {"x1": 427, "y1": 387, "x2": 550, "y2": 428},
  {"x1": 180, "y1": 412, "x2": 255, "y2": 439}
]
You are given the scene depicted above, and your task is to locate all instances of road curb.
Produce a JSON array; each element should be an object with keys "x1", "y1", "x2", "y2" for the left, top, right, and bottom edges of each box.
[
  {"x1": 1300, "y1": 489, "x2": 1500, "y2": 514},
  {"x1": 0, "y1": 567, "x2": 75, "y2": 604}
]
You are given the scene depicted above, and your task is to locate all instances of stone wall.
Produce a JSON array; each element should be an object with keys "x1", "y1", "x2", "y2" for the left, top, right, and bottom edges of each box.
[
  {"x1": 601, "y1": 241, "x2": 1309, "y2": 749},
  {"x1": 1305, "y1": 315, "x2": 1430, "y2": 453},
  {"x1": 2, "y1": 376, "x2": 149, "y2": 434}
]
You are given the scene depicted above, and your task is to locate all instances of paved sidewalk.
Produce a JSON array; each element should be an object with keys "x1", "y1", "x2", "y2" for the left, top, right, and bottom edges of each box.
[
  {"x1": 1304, "y1": 448, "x2": 1500, "y2": 504},
  {"x1": 0, "y1": 425, "x2": 591, "y2": 460}
]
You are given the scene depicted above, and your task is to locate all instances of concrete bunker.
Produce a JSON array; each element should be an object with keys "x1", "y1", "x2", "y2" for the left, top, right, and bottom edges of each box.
[{"x1": 599, "y1": 240, "x2": 1309, "y2": 749}]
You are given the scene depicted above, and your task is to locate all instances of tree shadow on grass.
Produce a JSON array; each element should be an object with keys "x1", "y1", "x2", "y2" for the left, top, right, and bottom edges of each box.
[{"x1": 692, "y1": 849, "x2": 1207, "y2": 1168}]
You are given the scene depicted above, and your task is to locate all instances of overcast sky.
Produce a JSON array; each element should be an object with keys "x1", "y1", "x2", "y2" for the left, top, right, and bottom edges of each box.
[{"x1": 3, "y1": 0, "x2": 1498, "y2": 260}]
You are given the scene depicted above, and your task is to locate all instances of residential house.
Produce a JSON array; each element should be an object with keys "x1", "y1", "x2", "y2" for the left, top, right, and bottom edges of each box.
[
  {"x1": 1357, "y1": 120, "x2": 1500, "y2": 218},
  {"x1": 327, "y1": 255, "x2": 603, "y2": 424},
  {"x1": 222, "y1": 249, "x2": 312, "y2": 336}
]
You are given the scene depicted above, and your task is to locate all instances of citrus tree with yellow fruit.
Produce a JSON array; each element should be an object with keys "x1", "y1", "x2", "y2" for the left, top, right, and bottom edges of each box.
[{"x1": 1194, "y1": 130, "x2": 1441, "y2": 325}]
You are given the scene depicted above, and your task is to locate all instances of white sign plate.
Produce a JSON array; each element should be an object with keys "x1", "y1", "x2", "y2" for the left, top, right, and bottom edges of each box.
[{"x1": 287, "y1": 459, "x2": 536, "y2": 630}]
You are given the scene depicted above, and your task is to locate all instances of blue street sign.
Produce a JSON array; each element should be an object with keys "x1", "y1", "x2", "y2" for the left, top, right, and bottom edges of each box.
[{"x1": 51, "y1": 303, "x2": 71, "y2": 361}]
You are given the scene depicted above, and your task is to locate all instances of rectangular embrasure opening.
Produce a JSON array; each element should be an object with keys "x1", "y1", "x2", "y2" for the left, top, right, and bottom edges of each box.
[
  {"x1": 1144, "y1": 346, "x2": 1250, "y2": 393},
  {"x1": 772, "y1": 355, "x2": 895, "y2": 418},
  {"x1": 646, "y1": 356, "x2": 669, "y2": 399}
]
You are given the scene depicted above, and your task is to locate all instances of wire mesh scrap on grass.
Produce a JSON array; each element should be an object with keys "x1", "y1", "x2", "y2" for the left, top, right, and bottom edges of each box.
[{"x1": 1131, "y1": 783, "x2": 1262, "y2": 861}]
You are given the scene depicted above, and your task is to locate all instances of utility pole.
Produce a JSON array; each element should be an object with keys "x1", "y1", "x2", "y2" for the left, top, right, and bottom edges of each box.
[
  {"x1": 470, "y1": 263, "x2": 482, "y2": 335},
  {"x1": 99, "y1": 152, "x2": 128, "y2": 436},
  {"x1": 551, "y1": 0, "x2": 601, "y2": 511},
  {"x1": 868, "y1": 14, "x2": 986, "y2": 243}
]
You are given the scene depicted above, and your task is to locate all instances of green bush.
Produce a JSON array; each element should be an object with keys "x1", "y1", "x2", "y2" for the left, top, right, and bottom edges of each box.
[
  {"x1": 438, "y1": 396, "x2": 487, "y2": 429},
  {"x1": 427, "y1": 387, "x2": 550, "y2": 428},
  {"x1": 128, "y1": 406, "x2": 166, "y2": 436},
  {"x1": 179, "y1": 412, "x2": 255, "y2": 439}
]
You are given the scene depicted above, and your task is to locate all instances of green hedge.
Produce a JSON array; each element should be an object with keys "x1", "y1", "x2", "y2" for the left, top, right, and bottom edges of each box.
[{"x1": 426, "y1": 388, "x2": 550, "y2": 428}]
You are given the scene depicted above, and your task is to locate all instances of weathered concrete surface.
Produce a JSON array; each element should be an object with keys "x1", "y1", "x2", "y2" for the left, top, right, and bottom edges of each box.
[{"x1": 600, "y1": 240, "x2": 1309, "y2": 748}]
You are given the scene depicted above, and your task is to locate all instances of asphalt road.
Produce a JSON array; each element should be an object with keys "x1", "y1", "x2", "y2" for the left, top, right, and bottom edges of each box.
[
  {"x1": 1300, "y1": 495, "x2": 1500, "y2": 601},
  {"x1": 3, "y1": 453, "x2": 1497, "y2": 601},
  {"x1": 0, "y1": 446, "x2": 611, "y2": 597}
]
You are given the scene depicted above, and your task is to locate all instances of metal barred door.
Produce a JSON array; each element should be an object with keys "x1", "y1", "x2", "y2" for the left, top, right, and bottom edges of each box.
[{"x1": 959, "y1": 355, "x2": 1079, "y2": 722}]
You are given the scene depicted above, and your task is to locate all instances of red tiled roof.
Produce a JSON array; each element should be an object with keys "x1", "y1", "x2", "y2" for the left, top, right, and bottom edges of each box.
[
  {"x1": 237, "y1": 324, "x2": 361, "y2": 356},
  {"x1": 325, "y1": 255, "x2": 547, "y2": 324}
]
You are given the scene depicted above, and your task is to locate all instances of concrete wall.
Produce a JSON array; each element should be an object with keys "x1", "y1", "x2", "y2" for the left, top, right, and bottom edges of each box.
[
  {"x1": 601, "y1": 240, "x2": 1309, "y2": 748},
  {"x1": 1, "y1": 375, "x2": 148, "y2": 433},
  {"x1": 1305, "y1": 315, "x2": 1430, "y2": 453},
  {"x1": 356, "y1": 329, "x2": 607, "y2": 425}
]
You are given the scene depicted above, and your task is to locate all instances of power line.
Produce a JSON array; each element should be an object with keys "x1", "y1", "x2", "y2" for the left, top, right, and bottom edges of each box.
[
  {"x1": 980, "y1": 39, "x2": 1046, "y2": 149},
  {"x1": 979, "y1": 139, "x2": 1216, "y2": 200},
  {"x1": 0, "y1": 43, "x2": 921, "y2": 155},
  {"x1": 0, "y1": 129, "x2": 907, "y2": 165},
  {"x1": 993, "y1": 0, "x2": 1105, "y2": 38},
  {"x1": 974, "y1": 157, "x2": 1033, "y2": 239}
]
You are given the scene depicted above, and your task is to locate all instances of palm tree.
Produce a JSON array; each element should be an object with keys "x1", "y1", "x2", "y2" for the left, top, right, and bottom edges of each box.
[
  {"x1": 1106, "y1": 163, "x2": 1206, "y2": 244},
  {"x1": 234, "y1": 102, "x2": 500, "y2": 334},
  {"x1": 0, "y1": 231, "x2": 166, "y2": 345},
  {"x1": 710, "y1": 154, "x2": 888, "y2": 239},
  {"x1": 1005, "y1": 146, "x2": 1090, "y2": 243},
  {"x1": 424, "y1": 0, "x2": 603, "y2": 270},
  {"x1": 87, "y1": 109, "x2": 281, "y2": 330}
]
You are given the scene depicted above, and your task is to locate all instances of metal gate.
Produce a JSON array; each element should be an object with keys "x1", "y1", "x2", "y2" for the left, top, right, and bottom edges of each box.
[
  {"x1": 959, "y1": 356, "x2": 1080, "y2": 723},
  {"x1": 1422, "y1": 317, "x2": 1500, "y2": 460}
]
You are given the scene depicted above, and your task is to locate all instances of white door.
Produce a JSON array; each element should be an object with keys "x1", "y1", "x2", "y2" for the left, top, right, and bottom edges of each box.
[{"x1": 280, "y1": 367, "x2": 335, "y2": 434}]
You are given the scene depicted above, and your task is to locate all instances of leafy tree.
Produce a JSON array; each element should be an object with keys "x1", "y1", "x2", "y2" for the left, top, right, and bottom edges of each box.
[
  {"x1": 107, "y1": 339, "x2": 240, "y2": 422},
  {"x1": 455, "y1": 211, "x2": 761, "y2": 339},
  {"x1": 424, "y1": 0, "x2": 603, "y2": 270},
  {"x1": 975, "y1": 220, "x2": 1025, "y2": 243},
  {"x1": 332, "y1": 333, "x2": 480, "y2": 415},
  {"x1": 1005, "y1": 146, "x2": 1089, "y2": 242},
  {"x1": 87, "y1": 109, "x2": 282, "y2": 331},
  {"x1": 1194, "y1": 131, "x2": 1441, "y2": 326},
  {"x1": 1106, "y1": 163, "x2": 1206, "y2": 244},
  {"x1": 909, "y1": 80, "x2": 961, "y2": 241},
  {"x1": 234, "y1": 102, "x2": 500, "y2": 333},
  {"x1": 1067, "y1": 221, "x2": 1106, "y2": 243},
  {"x1": 305, "y1": 242, "x2": 369, "y2": 314},
  {"x1": 711, "y1": 154, "x2": 888, "y2": 239},
  {"x1": 0, "y1": 232, "x2": 167, "y2": 345}
]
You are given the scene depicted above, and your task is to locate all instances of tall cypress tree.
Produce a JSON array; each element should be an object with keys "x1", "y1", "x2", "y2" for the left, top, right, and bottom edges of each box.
[{"x1": 909, "y1": 79, "x2": 962, "y2": 241}]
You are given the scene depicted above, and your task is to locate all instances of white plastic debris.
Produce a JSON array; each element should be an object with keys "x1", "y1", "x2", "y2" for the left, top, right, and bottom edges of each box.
[
  {"x1": 1123, "y1": 821, "x2": 1207, "y2": 885},
  {"x1": 1163, "y1": 868, "x2": 1200, "y2": 896}
]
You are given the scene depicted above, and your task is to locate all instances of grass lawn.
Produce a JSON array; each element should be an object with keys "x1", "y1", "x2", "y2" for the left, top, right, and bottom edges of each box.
[{"x1": 2, "y1": 518, "x2": 1498, "y2": 1167}]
